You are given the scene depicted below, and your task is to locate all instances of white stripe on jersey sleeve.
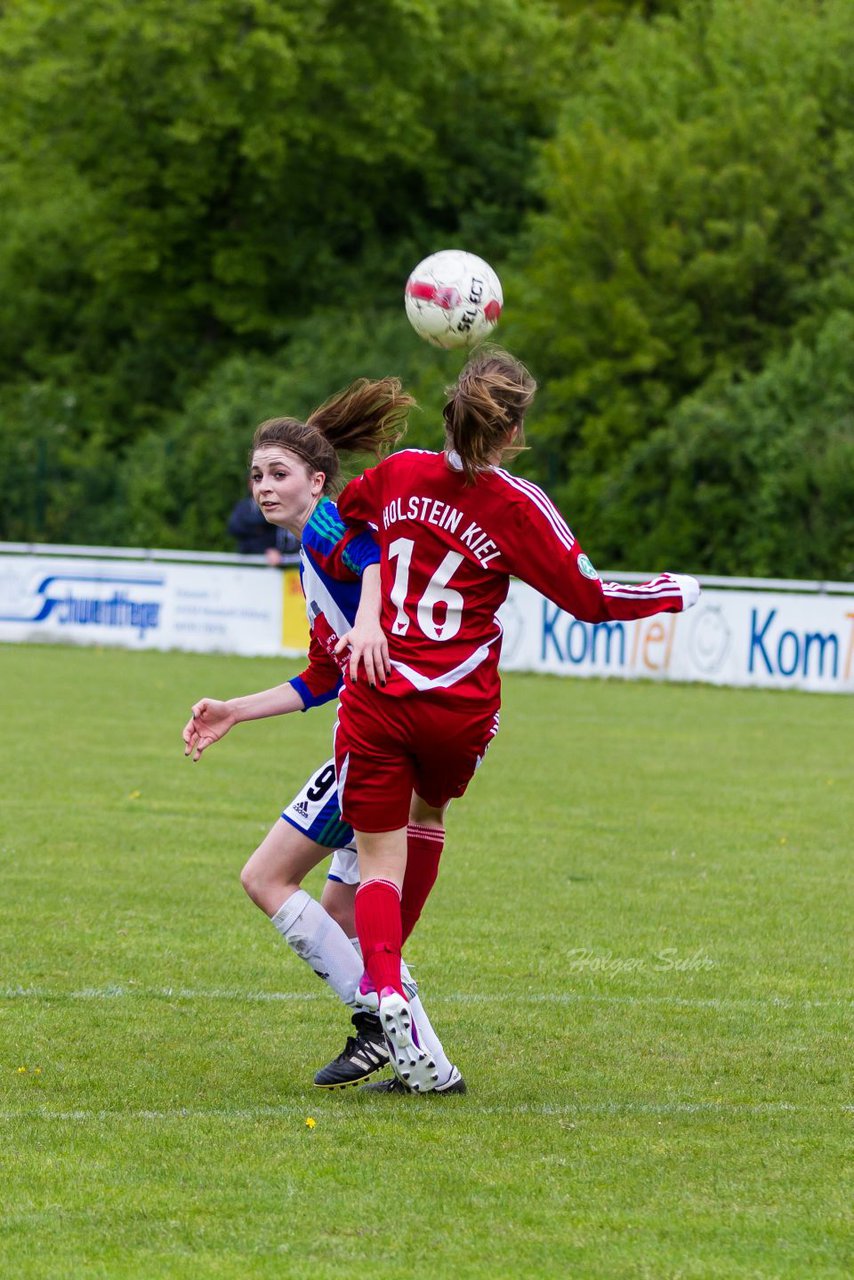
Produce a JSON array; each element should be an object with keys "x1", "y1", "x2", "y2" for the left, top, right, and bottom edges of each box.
[
  {"x1": 494, "y1": 469, "x2": 576, "y2": 553},
  {"x1": 301, "y1": 549, "x2": 352, "y2": 639},
  {"x1": 602, "y1": 576, "x2": 678, "y2": 599}
]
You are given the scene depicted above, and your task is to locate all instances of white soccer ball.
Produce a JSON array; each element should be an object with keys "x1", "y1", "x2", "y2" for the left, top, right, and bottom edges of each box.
[{"x1": 404, "y1": 250, "x2": 503, "y2": 349}]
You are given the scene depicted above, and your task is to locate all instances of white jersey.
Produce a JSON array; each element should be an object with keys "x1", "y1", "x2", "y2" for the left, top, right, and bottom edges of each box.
[{"x1": 281, "y1": 757, "x2": 357, "y2": 884}]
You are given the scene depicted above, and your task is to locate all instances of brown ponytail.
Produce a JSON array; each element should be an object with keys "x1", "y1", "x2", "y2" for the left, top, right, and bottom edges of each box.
[
  {"x1": 443, "y1": 347, "x2": 536, "y2": 483},
  {"x1": 251, "y1": 377, "x2": 414, "y2": 493}
]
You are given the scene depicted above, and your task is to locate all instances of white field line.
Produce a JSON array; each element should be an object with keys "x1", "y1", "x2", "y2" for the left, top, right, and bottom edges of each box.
[
  {"x1": 0, "y1": 1101, "x2": 846, "y2": 1124},
  {"x1": 0, "y1": 986, "x2": 850, "y2": 1011}
]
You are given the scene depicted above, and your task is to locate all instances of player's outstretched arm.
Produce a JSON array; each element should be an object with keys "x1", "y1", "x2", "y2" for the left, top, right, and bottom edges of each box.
[
  {"x1": 182, "y1": 683, "x2": 307, "y2": 762},
  {"x1": 667, "y1": 574, "x2": 702, "y2": 610},
  {"x1": 502, "y1": 480, "x2": 701, "y2": 624}
]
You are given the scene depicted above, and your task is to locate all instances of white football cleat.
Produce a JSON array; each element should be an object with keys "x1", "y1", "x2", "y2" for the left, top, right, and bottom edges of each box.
[
  {"x1": 378, "y1": 987, "x2": 440, "y2": 1093},
  {"x1": 361, "y1": 1064, "x2": 467, "y2": 1095}
]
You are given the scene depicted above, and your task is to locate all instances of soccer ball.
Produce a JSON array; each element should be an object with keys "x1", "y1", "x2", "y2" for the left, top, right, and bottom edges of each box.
[{"x1": 404, "y1": 250, "x2": 503, "y2": 349}]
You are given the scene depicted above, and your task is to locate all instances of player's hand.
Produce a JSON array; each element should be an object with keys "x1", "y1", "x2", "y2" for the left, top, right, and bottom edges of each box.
[
  {"x1": 334, "y1": 622, "x2": 391, "y2": 688},
  {"x1": 182, "y1": 698, "x2": 237, "y2": 762}
]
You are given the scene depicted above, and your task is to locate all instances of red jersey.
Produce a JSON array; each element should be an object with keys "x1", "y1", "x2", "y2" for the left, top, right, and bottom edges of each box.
[{"x1": 336, "y1": 448, "x2": 698, "y2": 709}]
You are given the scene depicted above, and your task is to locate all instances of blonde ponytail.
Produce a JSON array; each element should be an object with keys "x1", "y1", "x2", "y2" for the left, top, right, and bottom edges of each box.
[{"x1": 444, "y1": 347, "x2": 536, "y2": 482}]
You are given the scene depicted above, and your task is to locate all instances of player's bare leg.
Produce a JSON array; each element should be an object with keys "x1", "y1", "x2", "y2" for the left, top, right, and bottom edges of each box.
[
  {"x1": 241, "y1": 822, "x2": 364, "y2": 1008},
  {"x1": 320, "y1": 876, "x2": 356, "y2": 940},
  {"x1": 242, "y1": 821, "x2": 326, "y2": 915}
]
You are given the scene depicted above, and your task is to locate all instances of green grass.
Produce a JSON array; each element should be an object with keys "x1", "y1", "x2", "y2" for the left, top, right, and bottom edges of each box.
[{"x1": 0, "y1": 642, "x2": 850, "y2": 1279}]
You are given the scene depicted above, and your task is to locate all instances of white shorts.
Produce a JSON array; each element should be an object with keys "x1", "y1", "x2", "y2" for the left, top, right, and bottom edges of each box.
[
  {"x1": 281, "y1": 756, "x2": 358, "y2": 885},
  {"x1": 281, "y1": 756, "x2": 354, "y2": 849},
  {"x1": 327, "y1": 847, "x2": 359, "y2": 885}
]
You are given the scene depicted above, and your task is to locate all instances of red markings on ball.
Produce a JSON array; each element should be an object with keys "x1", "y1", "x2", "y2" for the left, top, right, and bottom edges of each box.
[{"x1": 406, "y1": 280, "x2": 462, "y2": 311}]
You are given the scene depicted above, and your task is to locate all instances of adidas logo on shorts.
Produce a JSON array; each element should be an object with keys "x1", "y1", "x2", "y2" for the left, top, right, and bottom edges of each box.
[{"x1": 292, "y1": 800, "x2": 310, "y2": 819}]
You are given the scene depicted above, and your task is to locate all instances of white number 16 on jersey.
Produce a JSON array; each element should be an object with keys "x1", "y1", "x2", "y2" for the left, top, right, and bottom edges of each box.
[{"x1": 388, "y1": 536, "x2": 464, "y2": 642}]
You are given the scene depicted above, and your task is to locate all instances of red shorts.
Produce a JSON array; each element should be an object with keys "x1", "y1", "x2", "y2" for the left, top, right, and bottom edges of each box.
[{"x1": 334, "y1": 683, "x2": 499, "y2": 833}]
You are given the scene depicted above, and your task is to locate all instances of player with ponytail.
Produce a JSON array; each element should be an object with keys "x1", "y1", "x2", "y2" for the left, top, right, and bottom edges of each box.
[
  {"x1": 182, "y1": 377, "x2": 465, "y2": 1094},
  {"x1": 334, "y1": 346, "x2": 701, "y2": 1093}
]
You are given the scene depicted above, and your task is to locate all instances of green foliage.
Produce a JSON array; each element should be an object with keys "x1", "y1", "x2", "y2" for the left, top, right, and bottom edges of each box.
[
  {"x1": 0, "y1": 0, "x2": 562, "y2": 420},
  {"x1": 0, "y1": 0, "x2": 567, "y2": 548},
  {"x1": 120, "y1": 308, "x2": 466, "y2": 549},
  {"x1": 581, "y1": 311, "x2": 854, "y2": 578},
  {"x1": 0, "y1": 380, "x2": 120, "y2": 544},
  {"x1": 1, "y1": 0, "x2": 853, "y2": 580},
  {"x1": 509, "y1": 0, "x2": 854, "y2": 573}
]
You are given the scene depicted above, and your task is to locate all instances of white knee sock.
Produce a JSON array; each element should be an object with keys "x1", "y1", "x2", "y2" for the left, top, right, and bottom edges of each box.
[
  {"x1": 407, "y1": 992, "x2": 455, "y2": 1085},
  {"x1": 399, "y1": 959, "x2": 455, "y2": 1086},
  {"x1": 270, "y1": 890, "x2": 363, "y2": 1007},
  {"x1": 350, "y1": 942, "x2": 455, "y2": 1081}
]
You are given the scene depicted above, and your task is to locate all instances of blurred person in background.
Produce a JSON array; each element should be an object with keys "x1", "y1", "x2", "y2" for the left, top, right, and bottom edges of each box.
[{"x1": 228, "y1": 476, "x2": 300, "y2": 564}]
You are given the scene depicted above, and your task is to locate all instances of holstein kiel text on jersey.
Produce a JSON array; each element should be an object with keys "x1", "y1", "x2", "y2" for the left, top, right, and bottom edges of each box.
[{"x1": 381, "y1": 496, "x2": 502, "y2": 567}]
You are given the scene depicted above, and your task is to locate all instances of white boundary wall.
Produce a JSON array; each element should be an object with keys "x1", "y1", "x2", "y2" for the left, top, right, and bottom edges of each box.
[
  {"x1": 1, "y1": 543, "x2": 852, "y2": 693},
  {"x1": 0, "y1": 543, "x2": 306, "y2": 658},
  {"x1": 498, "y1": 579, "x2": 854, "y2": 694}
]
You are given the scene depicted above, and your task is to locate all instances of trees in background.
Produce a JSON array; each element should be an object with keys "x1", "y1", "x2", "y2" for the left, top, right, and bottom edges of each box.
[
  {"x1": 0, "y1": 0, "x2": 852, "y2": 579},
  {"x1": 508, "y1": 0, "x2": 854, "y2": 576},
  {"x1": 0, "y1": 0, "x2": 563, "y2": 544}
]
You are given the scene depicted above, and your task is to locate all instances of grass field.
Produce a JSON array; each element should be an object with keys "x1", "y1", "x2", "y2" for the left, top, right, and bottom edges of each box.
[{"x1": 1, "y1": 642, "x2": 851, "y2": 1279}]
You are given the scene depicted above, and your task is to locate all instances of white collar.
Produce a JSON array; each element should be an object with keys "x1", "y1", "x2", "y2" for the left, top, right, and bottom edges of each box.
[{"x1": 445, "y1": 449, "x2": 497, "y2": 474}]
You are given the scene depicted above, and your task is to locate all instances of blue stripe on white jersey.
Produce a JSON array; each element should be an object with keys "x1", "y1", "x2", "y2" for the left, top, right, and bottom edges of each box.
[
  {"x1": 300, "y1": 550, "x2": 355, "y2": 637},
  {"x1": 299, "y1": 497, "x2": 374, "y2": 630}
]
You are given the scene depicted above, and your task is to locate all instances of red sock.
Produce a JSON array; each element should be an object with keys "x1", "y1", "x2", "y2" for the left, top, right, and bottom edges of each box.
[
  {"x1": 400, "y1": 823, "x2": 444, "y2": 945},
  {"x1": 355, "y1": 878, "x2": 403, "y2": 997}
]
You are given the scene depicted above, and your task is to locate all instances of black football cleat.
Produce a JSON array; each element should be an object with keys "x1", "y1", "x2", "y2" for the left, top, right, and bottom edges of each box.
[{"x1": 313, "y1": 1011, "x2": 390, "y2": 1089}]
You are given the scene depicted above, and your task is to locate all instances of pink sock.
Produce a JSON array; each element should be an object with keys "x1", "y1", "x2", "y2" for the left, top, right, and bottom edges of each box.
[
  {"x1": 401, "y1": 823, "x2": 444, "y2": 945},
  {"x1": 354, "y1": 878, "x2": 403, "y2": 997}
]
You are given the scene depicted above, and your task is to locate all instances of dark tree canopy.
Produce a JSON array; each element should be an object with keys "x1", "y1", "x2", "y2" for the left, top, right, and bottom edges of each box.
[{"x1": 1, "y1": 0, "x2": 852, "y2": 579}]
